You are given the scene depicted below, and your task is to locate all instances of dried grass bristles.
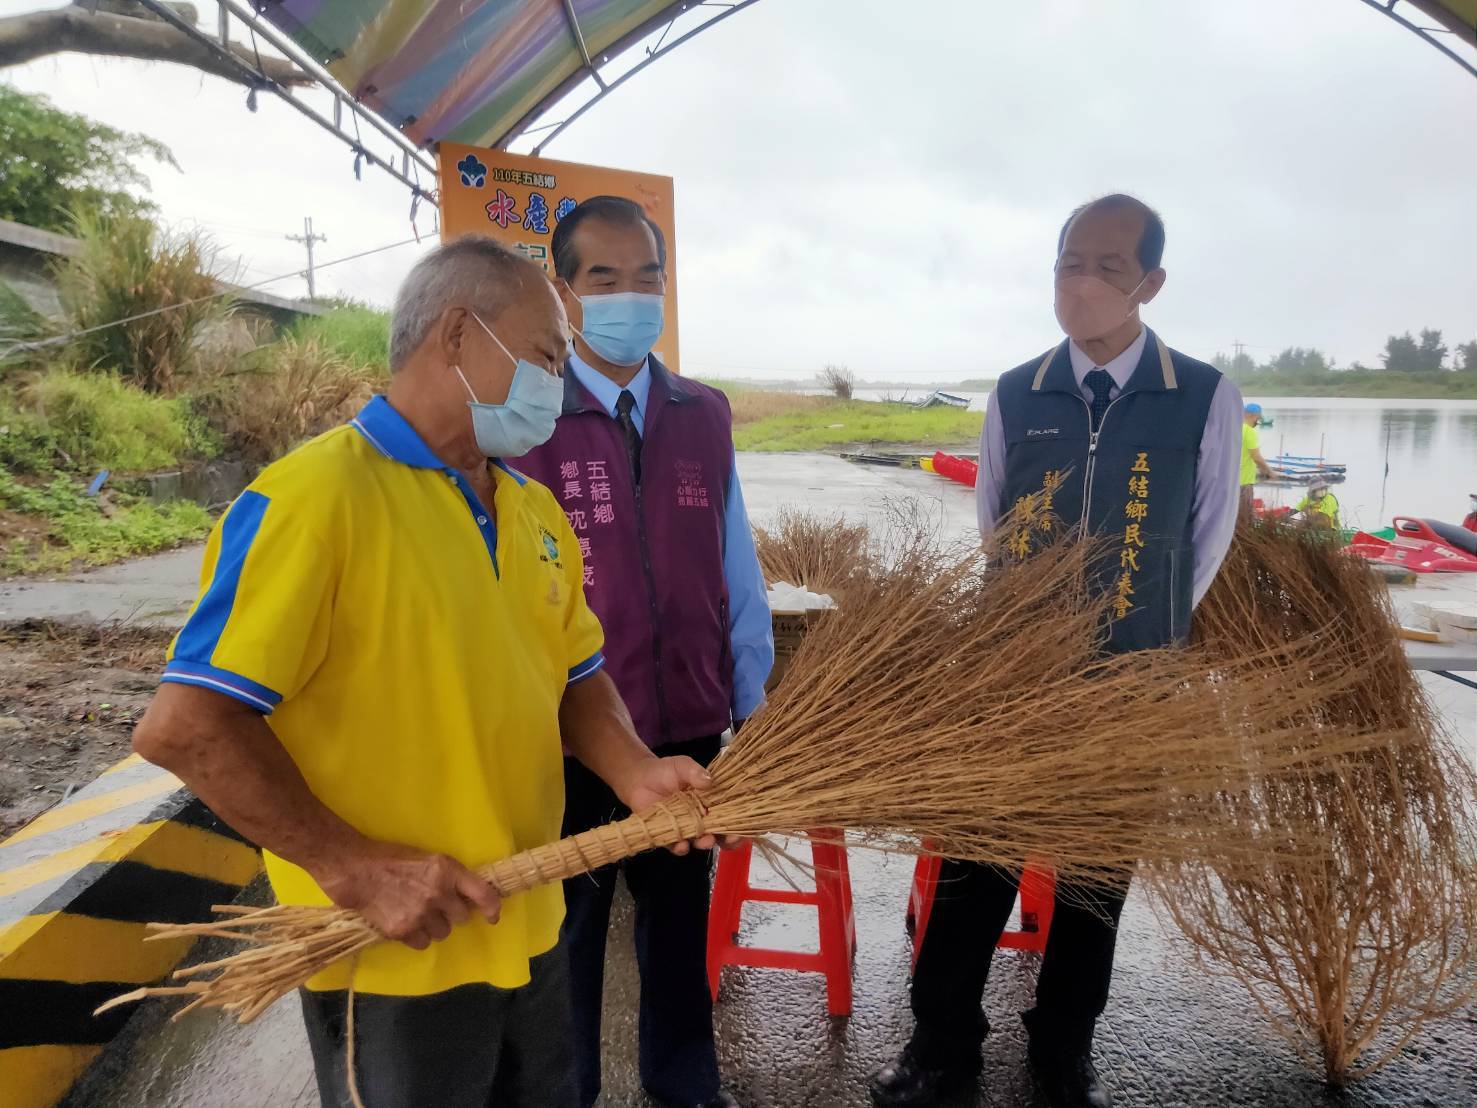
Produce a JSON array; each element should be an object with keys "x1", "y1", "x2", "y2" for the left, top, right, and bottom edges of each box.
[
  {"x1": 754, "y1": 508, "x2": 872, "y2": 599},
  {"x1": 101, "y1": 511, "x2": 1415, "y2": 1029},
  {"x1": 1148, "y1": 519, "x2": 1477, "y2": 1084}
]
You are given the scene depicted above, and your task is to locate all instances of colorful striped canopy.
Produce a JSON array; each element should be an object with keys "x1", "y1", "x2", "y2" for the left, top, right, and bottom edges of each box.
[
  {"x1": 1412, "y1": 0, "x2": 1477, "y2": 34},
  {"x1": 257, "y1": 1, "x2": 703, "y2": 149},
  {"x1": 255, "y1": 1, "x2": 1474, "y2": 156}
]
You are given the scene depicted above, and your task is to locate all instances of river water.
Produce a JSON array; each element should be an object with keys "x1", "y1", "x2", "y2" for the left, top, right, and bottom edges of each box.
[{"x1": 843, "y1": 390, "x2": 1477, "y2": 533}]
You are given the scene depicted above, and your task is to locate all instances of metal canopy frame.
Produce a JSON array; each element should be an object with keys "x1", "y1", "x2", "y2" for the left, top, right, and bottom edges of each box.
[
  {"x1": 134, "y1": 0, "x2": 439, "y2": 204},
  {"x1": 515, "y1": 0, "x2": 765, "y2": 155},
  {"x1": 134, "y1": 1, "x2": 1471, "y2": 204},
  {"x1": 133, "y1": 0, "x2": 763, "y2": 203},
  {"x1": 1359, "y1": 0, "x2": 1477, "y2": 79}
]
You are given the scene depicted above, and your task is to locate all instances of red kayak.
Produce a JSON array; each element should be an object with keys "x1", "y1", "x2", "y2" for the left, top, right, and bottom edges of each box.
[
  {"x1": 928, "y1": 451, "x2": 978, "y2": 488},
  {"x1": 1348, "y1": 517, "x2": 1477, "y2": 573}
]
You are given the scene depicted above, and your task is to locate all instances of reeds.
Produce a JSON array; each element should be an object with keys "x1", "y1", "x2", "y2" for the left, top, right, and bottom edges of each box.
[
  {"x1": 101, "y1": 516, "x2": 1413, "y2": 1028},
  {"x1": 1148, "y1": 519, "x2": 1477, "y2": 1083}
]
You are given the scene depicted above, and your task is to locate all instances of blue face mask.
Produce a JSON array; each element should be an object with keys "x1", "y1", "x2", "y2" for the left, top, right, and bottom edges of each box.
[
  {"x1": 454, "y1": 313, "x2": 564, "y2": 458},
  {"x1": 576, "y1": 291, "x2": 665, "y2": 367}
]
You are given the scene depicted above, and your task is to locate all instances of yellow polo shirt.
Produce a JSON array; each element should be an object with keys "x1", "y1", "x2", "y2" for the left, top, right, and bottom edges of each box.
[{"x1": 163, "y1": 396, "x2": 604, "y2": 995}]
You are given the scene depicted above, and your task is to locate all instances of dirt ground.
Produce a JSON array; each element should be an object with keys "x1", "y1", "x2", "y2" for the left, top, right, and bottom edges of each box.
[{"x1": 0, "y1": 620, "x2": 172, "y2": 838}]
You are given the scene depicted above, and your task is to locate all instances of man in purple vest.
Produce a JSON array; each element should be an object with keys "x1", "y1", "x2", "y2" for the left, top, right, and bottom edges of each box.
[{"x1": 514, "y1": 196, "x2": 773, "y2": 1108}]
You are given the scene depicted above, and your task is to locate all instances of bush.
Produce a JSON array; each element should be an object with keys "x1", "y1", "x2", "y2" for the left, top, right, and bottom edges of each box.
[
  {"x1": 292, "y1": 303, "x2": 390, "y2": 372},
  {"x1": 0, "y1": 400, "x2": 61, "y2": 475},
  {"x1": 819, "y1": 364, "x2": 856, "y2": 400},
  {"x1": 57, "y1": 211, "x2": 230, "y2": 392},
  {"x1": 21, "y1": 369, "x2": 216, "y2": 473},
  {"x1": 207, "y1": 334, "x2": 383, "y2": 464}
]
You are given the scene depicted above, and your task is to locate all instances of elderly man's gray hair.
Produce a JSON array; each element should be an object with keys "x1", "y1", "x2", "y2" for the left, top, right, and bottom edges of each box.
[{"x1": 388, "y1": 236, "x2": 538, "y2": 371}]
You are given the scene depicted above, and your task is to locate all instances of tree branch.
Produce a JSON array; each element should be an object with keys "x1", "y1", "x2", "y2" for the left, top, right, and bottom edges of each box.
[{"x1": 0, "y1": 4, "x2": 313, "y2": 88}]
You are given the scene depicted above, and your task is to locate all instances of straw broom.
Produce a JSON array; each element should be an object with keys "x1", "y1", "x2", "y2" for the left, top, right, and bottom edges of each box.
[
  {"x1": 99, "y1": 518, "x2": 1412, "y2": 1026},
  {"x1": 1147, "y1": 519, "x2": 1477, "y2": 1084},
  {"x1": 754, "y1": 506, "x2": 872, "y2": 598}
]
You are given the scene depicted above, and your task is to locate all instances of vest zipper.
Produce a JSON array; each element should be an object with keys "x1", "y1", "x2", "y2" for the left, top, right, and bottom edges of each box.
[
  {"x1": 1078, "y1": 392, "x2": 1127, "y2": 525},
  {"x1": 632, "y1": 448, "x2": 673, "y2": 745}
]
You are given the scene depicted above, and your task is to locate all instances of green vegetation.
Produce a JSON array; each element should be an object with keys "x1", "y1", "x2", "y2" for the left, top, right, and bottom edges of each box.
[
  {"x1": 733, "y1": 398, "x2": 982, "y2": 452},
  {"x1": 0, "y1": 200, "x2": 376, "y2": 576},
  {"x1": 0, "y1": 370, "x2": 218, "y2": 575},
  {"x1": 699, "y1": 379, "x2": 981, "y2": 451},
  {"x1": 204, "y1": 333, "x2": 382, "y2": 464},
  {"x1": 292, "y1": 301, "x2": 391, "y2": 372},
  {"x1": 57, "y1": 210, "x2": 229, "y2": 391},
  {"x1": 0, "y1": 468, "x2": 211, "y2": 575},
  {"x1": 0, "y1": 86, "x2": 176, "y2": 233},
  {"x1": 1213, "y1": 329, "x2": 1477, "y2": 399},
  {"x1": 1221, "y1": 368, "x2": 1477, "y2": 399},
  {"x1": 9, "y1": 370, "x2": 216, "y2": 473}
]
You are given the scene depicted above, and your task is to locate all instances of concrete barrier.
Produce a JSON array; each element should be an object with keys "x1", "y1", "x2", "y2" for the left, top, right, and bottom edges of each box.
[{"x1": 0, "y1": 755, "x2": 260, "y2": 1108}]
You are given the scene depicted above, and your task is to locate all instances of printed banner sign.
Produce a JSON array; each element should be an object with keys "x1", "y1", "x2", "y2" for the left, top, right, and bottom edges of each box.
[{"x1": 437, "y1": 143, "x2": 681, "y2": 373}]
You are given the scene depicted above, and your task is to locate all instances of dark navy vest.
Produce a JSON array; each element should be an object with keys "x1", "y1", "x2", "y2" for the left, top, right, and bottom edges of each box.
[
  {"x1": 514, "y1": 357, "x2": 735, "y2": 748},
  {"x1": 992, "y1": 330, "x2": 1221, "y2": 653}
]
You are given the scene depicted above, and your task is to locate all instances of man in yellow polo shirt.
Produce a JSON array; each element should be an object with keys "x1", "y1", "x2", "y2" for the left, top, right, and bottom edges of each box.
[{"x1": 131, "y1": 236, "x2": 715, "y2": 1106}]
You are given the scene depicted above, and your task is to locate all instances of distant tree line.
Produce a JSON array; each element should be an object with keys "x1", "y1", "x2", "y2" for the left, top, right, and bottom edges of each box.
[{"x1": 1214, "y1": 328, "x2": 1477, "y2": 379}]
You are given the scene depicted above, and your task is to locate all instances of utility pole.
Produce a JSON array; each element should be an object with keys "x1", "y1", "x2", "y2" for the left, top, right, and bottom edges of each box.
[
  {"x1": 1232, "y1": 339, "x2": 1246, "y2": 361},
  {"x1": 286, "y1": 217, "x2": 327, "y2": 300}
]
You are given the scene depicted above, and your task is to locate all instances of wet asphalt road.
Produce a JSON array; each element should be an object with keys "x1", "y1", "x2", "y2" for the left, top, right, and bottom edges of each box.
[{"x1": 67, "y1": 821, "x2": 1477, "y2": 1108}]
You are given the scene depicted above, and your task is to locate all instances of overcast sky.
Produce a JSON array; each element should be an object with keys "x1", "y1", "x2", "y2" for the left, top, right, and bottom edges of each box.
[{"x1": 6, "y1": 0, "x2": 1475, "y2": 380}]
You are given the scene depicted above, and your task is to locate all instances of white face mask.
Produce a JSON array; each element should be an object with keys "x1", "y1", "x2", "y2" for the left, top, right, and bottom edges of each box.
[{"x1": 453, "y1": 313, "x2": 564, "y2": 458}]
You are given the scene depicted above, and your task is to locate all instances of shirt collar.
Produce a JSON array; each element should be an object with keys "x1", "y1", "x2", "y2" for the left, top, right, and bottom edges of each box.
[
  {"x1": 350, "y1": 395, "x2": 526, "y2": 485},
  {"x1": 567, "y1": 351, "x2": 651, "y2": 422},
  {"x1": 1068, "y1": 325, "x2": 1148, "y2": 392}
]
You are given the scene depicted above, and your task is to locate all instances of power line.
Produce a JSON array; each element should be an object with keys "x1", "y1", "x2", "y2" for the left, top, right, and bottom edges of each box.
[{"x1": 0, "y1": 236, "x2": 424, "y2": 360}]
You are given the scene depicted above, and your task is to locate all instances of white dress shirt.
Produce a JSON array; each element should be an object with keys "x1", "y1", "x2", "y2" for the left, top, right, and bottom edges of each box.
[{"x1": 975, "y1": 326, "x2": 1243, "y2": 606}]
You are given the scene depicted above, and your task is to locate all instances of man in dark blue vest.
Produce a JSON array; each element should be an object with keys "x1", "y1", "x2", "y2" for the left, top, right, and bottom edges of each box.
[{"x1": 870, "y1": 194, "x2": 1243, "y2": 1108}]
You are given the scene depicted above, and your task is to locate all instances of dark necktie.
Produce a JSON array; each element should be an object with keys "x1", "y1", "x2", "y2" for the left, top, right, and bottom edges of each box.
[
  {"x1": 615, "y1": 389, "x2": 642, "y2": 483},
  {"x1": 1084, "y1": 368, "x2": 1115, "y2": 431}
]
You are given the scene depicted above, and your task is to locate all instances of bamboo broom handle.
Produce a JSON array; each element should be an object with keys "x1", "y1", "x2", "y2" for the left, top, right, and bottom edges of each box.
[{"x1": 477, "y1": 792, "x2": 708, "y2": 896}]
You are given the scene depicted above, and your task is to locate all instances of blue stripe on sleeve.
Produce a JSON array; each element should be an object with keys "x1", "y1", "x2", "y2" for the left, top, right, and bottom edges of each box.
[
  {"x1": 567, "y1": 652, "x2": 605, "y2": 685},
  {"x1": 172, "y1": 490, "x2": 270, "y2": 669},
  {"x1": 160, "y1": 659, "x2": 282, "y2": 714}
]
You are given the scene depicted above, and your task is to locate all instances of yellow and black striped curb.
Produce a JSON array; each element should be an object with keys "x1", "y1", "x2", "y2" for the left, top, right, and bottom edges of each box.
[{"x1": 0, "y1": 754, "x2": 260, "y2": 1108}]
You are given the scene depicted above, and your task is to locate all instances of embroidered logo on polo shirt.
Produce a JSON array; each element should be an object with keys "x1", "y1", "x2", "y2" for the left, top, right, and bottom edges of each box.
[{"x1": 538, "y1": 527, "x2": 564, "y2": 569}]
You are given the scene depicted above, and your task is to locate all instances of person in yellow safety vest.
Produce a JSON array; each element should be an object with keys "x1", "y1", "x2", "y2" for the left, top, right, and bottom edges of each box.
[
  {"x1": 1239, "y1": 403, "x2": 1274, "y2": 514},
  {"x1": 1294, "y1": 481, "x2": 1340, "y2": 529}
]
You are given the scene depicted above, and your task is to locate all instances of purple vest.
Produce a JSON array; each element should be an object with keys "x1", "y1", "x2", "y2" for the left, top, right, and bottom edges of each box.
[{"x1": 514, "y1": 357, "x2": 735, "y2": 748}]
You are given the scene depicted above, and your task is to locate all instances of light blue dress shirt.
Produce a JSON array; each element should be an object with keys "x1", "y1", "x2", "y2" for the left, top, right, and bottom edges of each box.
[
  {"x1": 975, "y1": 327, "x2": 1243, "y2": 606},
  {"x1": 567, "y1": 352, "x2": 773, "y2": 720}
]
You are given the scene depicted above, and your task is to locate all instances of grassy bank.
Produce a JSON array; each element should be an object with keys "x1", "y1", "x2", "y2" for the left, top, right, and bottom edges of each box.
[
  {"x1": 703, "y1": 381, "x2": 983, "y2": 452},
  {"x1": 0, "y1": 469, "x2": 210, "y2": 575},
  {"x1": 1229, "y1": 368, "x2": 1477, "y2": 399},
  {"x1": 0, "y1": 370, "x2": 219, "y2": 576}
]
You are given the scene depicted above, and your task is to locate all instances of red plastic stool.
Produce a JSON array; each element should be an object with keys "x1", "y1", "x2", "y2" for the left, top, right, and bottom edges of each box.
[
  {"x1": 906, "y1": 854, "x2": 1055, "y2": 967},
  {"x1": 706, "y1": 830, "x2": 857, "y2": 1016}
]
